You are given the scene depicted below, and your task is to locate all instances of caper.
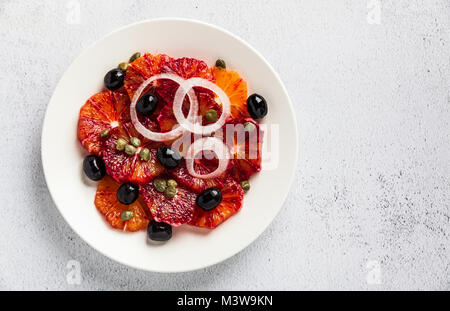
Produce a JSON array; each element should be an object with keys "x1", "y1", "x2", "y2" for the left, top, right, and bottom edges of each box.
[
  {"x1": 99, "y1": 129, "x2": 110, "y2": 138},
  {"x1": 167, "y1": 179, "x2": 177, "y2": 188},
  {"x1": 164, "y1": 186, "x2": 177, "y2": 199},
  {"x1": 129, "y1": 52, "x2": 141, "y2": 63},
  {"x1": 240, "y1": 180, "x2": 250, "y2": 191},
  {"x1": 120, "y1": 210, "x2": 134, "y2": 221},
  {"x1": 153, "y1": 178, "x2": 167, "y2": 192},
  {"x1": 118, "y1": 62, "x2": 129, "y2": 71},
  {"x1": 215, "y1": 59, "x2": 226, "y2": 69},
  {"x1": 243, "y1": 121, "x2": 256, "y2": 133},
  {"x1": 125, "y1": 144, "x2": 137, "y2": 156},
  {"x1": 205, "y1": 109, "x2": 218, "y2": 122},
  {"x1": 130, "y1": 137, "x2": 141, "y2": 147},
  {"x1": 116, "y1": 138, "x2": 127, "y2": 151},
  {"x1": 139, "y1": 148, "x2": 150, "y2": 161}
]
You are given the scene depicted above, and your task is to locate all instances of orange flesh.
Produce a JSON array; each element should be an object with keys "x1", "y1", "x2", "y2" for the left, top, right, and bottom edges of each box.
[
  {"x1": 95, "y1": 176, "x2": 150, "y2": 232},
  {"x1": 77, "y1": 91, "x2": 130, "y2": 155},
  {"x1": 213, "y1": 67, "x2": 249, "y2": 119}
]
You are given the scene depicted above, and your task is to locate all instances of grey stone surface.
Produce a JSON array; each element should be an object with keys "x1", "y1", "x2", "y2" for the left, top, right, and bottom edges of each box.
[{"x1": 0, "y1": 0, "x2": 449, "y2": 290}]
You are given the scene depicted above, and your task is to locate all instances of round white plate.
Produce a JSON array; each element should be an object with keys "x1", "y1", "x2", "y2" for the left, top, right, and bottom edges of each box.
[{"x1": 42, "y1": 18, "x2": 298, "y2": 272}]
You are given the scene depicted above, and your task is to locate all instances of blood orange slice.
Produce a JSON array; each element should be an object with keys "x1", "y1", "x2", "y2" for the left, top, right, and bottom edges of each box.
[
  {"x1": 94, "y1": 176, "x2": 150, "y2": 232},
  {"x1": 190, "y1": 177, "x2": 244, "y2": 229},
  {"x1": 77, "y1": 90, "x2": 130, "y2": 155},
  {"x1": 213, "y1": 67, "x2": 249, "y2": 119},
  {"x1": 156, "y1": 57, "x2": 215, "y2": 107},
  {"x1": 124, "y1": 53, "x2": 173, "y2": 100},
  {"x1": 162, "y1": 57, "x2": 215, "y2": 80},
  {"x1": 222, "y1": 118, "x2": 263, "y2": 182},
  {"x1": 140, "y1": 179, "x2": 197, "y2": 226},
  {"x1": 102, "y1": 122, "x2": 164, "y2": 184}
]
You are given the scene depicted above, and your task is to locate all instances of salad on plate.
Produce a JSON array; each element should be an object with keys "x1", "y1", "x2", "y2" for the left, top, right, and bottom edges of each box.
[{"x1": 78, "y1": 52, "x2": 268, "y2": 243}]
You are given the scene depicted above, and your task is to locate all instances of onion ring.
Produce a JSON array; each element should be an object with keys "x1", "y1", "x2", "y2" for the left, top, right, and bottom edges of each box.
[
  {"x1": 131, "y1": 74, "x2": 232, "y2": 179},
  {"x1": 173, "y1": 78, "x2": 230, "y2": 136},
  {"x1": 130, "y1": 73, "x2": 198, "y2": 142},
  {"x1": 185, "y1": 137, "x2": 231, "y2": 179}
]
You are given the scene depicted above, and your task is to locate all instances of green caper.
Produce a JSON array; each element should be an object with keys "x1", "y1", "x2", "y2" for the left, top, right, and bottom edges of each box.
[
  {"x1": 129, "y1": 52, "x2": 141, "y2": 63},
  {"x1": 240, "y1": 180, "x2": 250, "y2": 191},
  {"x1": 139, "y1": 148, "x2": 150, "y2": 161},
  {"x1": 116, "y1": 138, "x2": 127, "y2": 151},
  {"x1": 167, "y1": 179, "x2": 177, "y2": 188},
  {"x1": 120, "y1": 210, "x2": 134, "y2": 221},
  {"x1": 125, "y1": 144, "x2": 137, "y2": 156},
  {"x1": 205, "y1": 109, "x2": 218, "y2": 122},
  {"x1": 118, "y1": 62, "x2": 129, "y2": 71},
  {"x1": 215, "y1": 59, "x2": 226, "y2": 69},
  {"x1": 243, "y1": 121, "x2": 256, "y2": 133},
  {"x1": 153, "y1": 178, "x2": 167, "y2": 192},
  {"x1": 164, "y1": 186, "x2": 177, "y2": 199},
  {"x1": 130, "y1": 137, "x2": 141, "y2": 147},
  {"x1": 99, "y1": 129, "x2": 110, "y2": 138}
]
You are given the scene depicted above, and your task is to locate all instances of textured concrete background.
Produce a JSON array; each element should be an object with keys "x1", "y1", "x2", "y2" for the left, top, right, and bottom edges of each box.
[{"x1": 0, "y1": 0, "x2": 449, "y2": 290}]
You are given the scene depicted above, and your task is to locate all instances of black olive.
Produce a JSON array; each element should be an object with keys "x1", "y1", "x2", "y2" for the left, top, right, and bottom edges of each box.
[
  {"x1": 136, "y1": 93, "x2": 158, "y2": 116},
  {"x1": 104, "y1": 68, "x2": 125, "y2": 91},
  {"x1": 196, "y1": 188, "x2": 222, "y2": 211},
  {"x1": 83, "y1": 155, "x2": 106, "y2": 181},
  {"x1": 147, "y1": 220, "x2": 172, "y2": 241},
  {"x1": 116, "y1": 182, "x2": 139, "y2": 205},
  {"x1": 247, "y1": 93, "x2": 268, "y2": 119},
  {"x1": 156, "y1": 146, "x2": 182, "y2": 169}
]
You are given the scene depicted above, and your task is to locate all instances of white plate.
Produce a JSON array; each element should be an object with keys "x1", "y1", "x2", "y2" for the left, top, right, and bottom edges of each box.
[{"x1": 41, "y1": 18, "x2": 298, "y2": 272}]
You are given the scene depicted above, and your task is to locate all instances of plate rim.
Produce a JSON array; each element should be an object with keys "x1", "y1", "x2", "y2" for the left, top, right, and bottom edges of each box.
[{"x1": 41, "y1": 17, "x2": 299, "y2": 273}]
